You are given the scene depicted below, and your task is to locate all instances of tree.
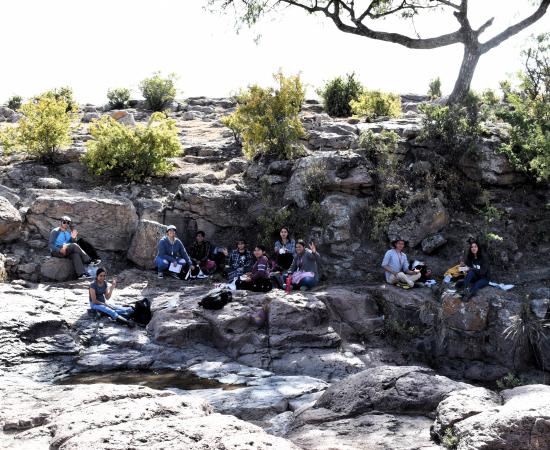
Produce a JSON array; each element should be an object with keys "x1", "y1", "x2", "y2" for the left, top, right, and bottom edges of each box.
[{"x1": 211, "y1": 0, "x2": 550, "y2": 104}]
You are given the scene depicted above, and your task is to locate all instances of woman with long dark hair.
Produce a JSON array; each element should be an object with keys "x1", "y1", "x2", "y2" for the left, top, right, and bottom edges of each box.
[
  {"x1": 457, "y1": 240, "x2": 490, "y2": 300},
  {"x1": 273, "y1": 226, "x2": 295, "y2": 271},
  {"x1": 89, "y1": 268, "x2": 135, "y2": 327}
]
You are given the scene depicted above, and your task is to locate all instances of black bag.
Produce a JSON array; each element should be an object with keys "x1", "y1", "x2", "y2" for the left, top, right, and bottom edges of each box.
[
  {"x1": 198, "y1": 288, "x2": 232, "y2": 310},
  {"x1": 132, "y1": 298, "x2": 152, "y2": 325}
]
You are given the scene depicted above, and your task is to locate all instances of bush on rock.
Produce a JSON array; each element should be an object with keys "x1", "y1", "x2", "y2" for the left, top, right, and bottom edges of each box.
[
  {"x1": 6, "y1": 95, "x2": 23, "y2": 111},
  {"x1": 222, "y1": 71, "x2": 306, "y2": 160},
  {"x1": 107, "y1": 87, "x2": 131, "y2": 109},
  {"x1": 351, "y1": 90, "x2": 401, "y2": 121},
  {"x1": 139, "y1": 72, "x2": 177, "y2": 112},
  {"x1": 317, "y1": 73, "x2": 363, "y2": 117},
  {"x1": 83, "y1": 112, "x2": 182, "y2": 181},
  {"x1": 0, "y1": 91, "x2": 75, "y2": 163}
]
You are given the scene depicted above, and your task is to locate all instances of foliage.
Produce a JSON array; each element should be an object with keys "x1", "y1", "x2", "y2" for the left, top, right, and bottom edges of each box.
[
  {"x1": 300, "y1": 161, "x2": 329, "y2": 203},
  {"x1": 139, "y1": 72, "x2": 177, "y2": 112},
  {"x1": 486, "y1": 232, "x2": 503, "y2": 242},
  {"x1": 41, "y1": 86, "x2": 77, "y2": 112},
  {"x1": 350, "y1": 90, "x2": 401, "y2": 121},
  {"x1": 428, "y1": 77, "x2": 442, "y2": 99},
  {"x1": 370, "y1": 201, "x2": 404, "y2": 242},
  {"x1": 83, "y1": 112, "x2": 182, "y2": 181},
  {"x1": 442, "y1": 427, "x2": 459, "y2": 449},
  {"x1": 107, "y1": 87, "x2": 131, "y2": 109},
  {"x1": 317, "y1": 73, "x2": 363, "y2": 117},
  {"x1": 496, "y1": 34, "x2": 550, "y2": 182},
  {"x1": 359, "y1": 129, "x2": 401, "y2": 202},
  {"x1": 222, "y1": 71, "x2": 306, "y2": 160},
  {"x1": 419, "y1": 92, "x2": 483, "y2": 159},
  {"x1": 6, "y1": 95, "x2": 22, "y2": 111},
  {"x1": 496, "y1": 373, "x2": 524, "y2": 390},
  {"x1": 481, "y1": 88, "x2": 500, "y2": 106},
  {"x1": 0, "y1": 93, "x2": 75, "y2": 163}
]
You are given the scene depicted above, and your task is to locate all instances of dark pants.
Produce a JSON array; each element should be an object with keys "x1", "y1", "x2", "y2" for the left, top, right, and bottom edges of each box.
[
  {"x1": 274, "y1": 253, "x2": 293, "y2": 271},
  {"x1": 457, "y1": 271, "x2": 489, "y2": 297},
  {"x1": 236, "y1": 277, "x2": 272, "y2": 292},
  {"x1": 52, "y1": 243, "x2": 91, "y2": 276}
]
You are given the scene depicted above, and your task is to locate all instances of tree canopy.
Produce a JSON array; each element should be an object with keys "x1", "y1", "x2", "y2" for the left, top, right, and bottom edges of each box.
[{"x1": 211, "y1": 0, "x2": 550, "y2": 104}]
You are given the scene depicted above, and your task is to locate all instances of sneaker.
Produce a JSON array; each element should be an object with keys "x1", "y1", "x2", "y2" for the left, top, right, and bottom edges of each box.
[
  {"x1": 157, "y1": 272, "x2": 164, "y2": 279},
  {"x1": 90, "y1": 259, "x2": 102, "y2": 266},
  {"x1": 78, "y1": 273, "x2": 91, "y2": 280}
]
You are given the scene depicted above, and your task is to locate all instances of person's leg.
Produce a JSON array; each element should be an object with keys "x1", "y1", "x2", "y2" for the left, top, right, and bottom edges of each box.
[
  {"x1": 387, "y1": 273, "x2": 398, "y2": 285},
  {"x1": 111, "y1": 305, "x2": 135, "y2": 318},
  {"x1": 396, "y1": 272, "x2": 414, "y2": 287},
  {"x1": 90, "y1": 302, "x2": 119, "y2": 319},
  {"x1": 462, "y1": 270, "x2": 475, "y2": 288},
  {"x1": 299, "y1": 276, "x2": 318, "y2": 290},
  {"x1": 155, "y1": 256, "x2": 170, "y2": 276},
  {"x1": 65, "y1": 243, "x2": 91, "y2": 276},
  {"x1": 407, "y1": 272, "x2": 422, "y2": 285},
  {"x1": 469, "y1": 278, "x2": 490, "y2": 298}
]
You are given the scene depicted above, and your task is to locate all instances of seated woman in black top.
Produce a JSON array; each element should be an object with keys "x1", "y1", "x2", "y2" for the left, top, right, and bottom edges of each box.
[
  {"x1": 235, "y1": 245, "x2": 272, "y2": 292},
  {"x1": 456, "y1": 240, "x2": 490, "y2": 300}
]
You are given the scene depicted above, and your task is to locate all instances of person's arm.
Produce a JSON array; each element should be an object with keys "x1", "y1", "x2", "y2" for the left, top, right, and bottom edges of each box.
[
  {"x1": 382, "y1": 251, "x2": 396, "y2": 275},
  {"x1": 473, "y1": 256, "x2": 490, "y2": 278},
  {"x1": 201, "y1": 242, "x2": 211, "y2": 263},
  {"x1": 89, "y1": 286, "x2": 113, "y2": 309},
  {"x1": 104, "y1": 280, "x2": 116, "y2": 300},
  {"x1": 288, "y1": 255, "x2": 297, "y2": 275},
  {"x1": 274, "y1": 241, "x2": 282, "y2": 253},
  {"x1": 251, "y1": 257, "x2": 269, "y2": 280},
  {"x1": 177, "y1": 241, "x2": 193, "y2": 267}
]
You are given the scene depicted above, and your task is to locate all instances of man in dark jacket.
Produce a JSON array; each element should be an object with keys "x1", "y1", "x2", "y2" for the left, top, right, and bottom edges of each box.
[
  {"x1": 155, "y1": 225, "x2": 194, "y2": 279},
  {"x1": 188, "y1": 231, "x2": 216, "y2": 275},
  {"x1": 48, "y1": 216, "x2": 92, "y2": 280}
]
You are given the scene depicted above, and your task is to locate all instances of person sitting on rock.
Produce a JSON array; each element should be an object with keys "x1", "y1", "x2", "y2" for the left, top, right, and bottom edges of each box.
[
  {"x1": 287, "y1": 240, "x2": 321, "y2": 291},
  {"x1": 188, "y1": 231, "x2": 217, "y2": 276},
  {"x1": 89, "y1": 267, "x2": 135, "y2": 327},
  {"x1": 273, "y1": 226, "x2": 296, "y2": 272},
  {"x1": 48, "y1": 216, "x2": 92, "y2": 280},
  {"x1": 155, "y1": 225, "x2": 194, "y2": 279},
  {"x1": 236, "y1": 245, "x2": 272, "y2": 292},
  {"x1": 382, "y1": 238, "x2": 421, "y2": 288},
  {"x1": 456, "y1": 240, "x2": 490, "y2": 300},
  {"x1": 222, "y1": 239, "x2": 252, "y2": 282}
]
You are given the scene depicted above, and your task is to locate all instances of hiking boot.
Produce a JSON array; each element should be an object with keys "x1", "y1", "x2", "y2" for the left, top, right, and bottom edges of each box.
[
  {"x1": 115, "y1": 316, "x2": 135, "y2": 328},
  {"x1": 462, "y1": 287, "x2": 471, "y2": 301},
  {"x1": 157, "y1": 272, "x2": 164, "y2": 279}
]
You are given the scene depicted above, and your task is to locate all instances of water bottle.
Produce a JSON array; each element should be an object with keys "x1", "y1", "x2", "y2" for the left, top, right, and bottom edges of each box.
[{"x1": 285, "y1": 275, "x2": 292, "y2": 294}]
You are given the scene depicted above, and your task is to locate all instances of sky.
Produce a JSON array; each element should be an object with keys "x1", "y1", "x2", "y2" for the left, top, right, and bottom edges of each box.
[{"x1": 1, "y1": 0, "x2": 549, "y2": 104}]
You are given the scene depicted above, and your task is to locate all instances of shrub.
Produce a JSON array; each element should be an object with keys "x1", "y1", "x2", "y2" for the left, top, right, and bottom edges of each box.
[
  {"x1": 350, "y1": 90, "x2": 401, "y2": 121},
  {"x1": 83, "y1": 112, "x2": 182, "y2": 181},
  {"x1": 428, "y1": 77, "x2": 442, "y2": 99},
  {"x1": 301, "y1": 161, "x2": 329, "y2": 203},
  {"x1": 497, "y1": 34, "x2": 550, "y2": 182},
  {"x1": 222, "y1": 71, "x2": 306, "y2": 160},
  {"x1": 0, "y1": 93, "x2": 74, "y2": 163},
  {"x1": 40, "y1": 86, "x2": 77, "y2": 112},
  {"x1": 496, "y1": 373, "x2": 523, "y2": 390},
  {"x1": 370, "y1": 201, "x2": 404, "y2": 242},
  {"x1": 317, "y1": 73, "x2": 363, "y2": 117},
  {"x1": 139, "y1": 73, "x2": 177, "y2": 111},
  {"x1": 6, "y1": 95, "x2": 23, "y2": 111},
  {"x1": 441, "y1": 427, "x2": 459, "y2": 449},
  {"x1": 107, "y1": 87, "x2": 131, "y2": 109}
]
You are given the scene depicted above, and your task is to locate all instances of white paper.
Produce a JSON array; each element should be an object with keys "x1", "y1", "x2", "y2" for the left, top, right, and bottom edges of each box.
[{"x1": 169, "y1": 262, "x2": 183, "y2": 273}]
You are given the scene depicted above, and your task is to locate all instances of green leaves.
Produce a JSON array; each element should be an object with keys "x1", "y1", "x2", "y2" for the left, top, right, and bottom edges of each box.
[
  {"x1": 83, "y1": 112, "x2": 182, "y2": 181},
  {"x1": 318, "y1": 73, "x2": 363, "y2": 117},
  {"x1": 139, "y1": 73, "x2": 177, "y2": 112},
  {"x1": 222, "y1": 71, "x2": 306, "y2": 160},
  {"x1": 351, "y1": 90, "x2": 401, "y2": 121}
]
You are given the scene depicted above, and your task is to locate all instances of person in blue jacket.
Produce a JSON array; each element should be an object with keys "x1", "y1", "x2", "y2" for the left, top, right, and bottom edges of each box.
[{"x1": 155, "y1": 225, "x2": 194, "y2": 279}]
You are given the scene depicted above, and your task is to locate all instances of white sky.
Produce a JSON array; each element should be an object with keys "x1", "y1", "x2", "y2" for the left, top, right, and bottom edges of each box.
[{"x1": 1, "y1": 0, "x2": 549, "y2": 104}]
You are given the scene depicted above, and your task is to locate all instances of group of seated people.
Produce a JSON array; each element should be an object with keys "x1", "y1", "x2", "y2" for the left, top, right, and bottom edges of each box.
[{"x1": 48, "y1": 217, "x2": 490, "y2": 327}]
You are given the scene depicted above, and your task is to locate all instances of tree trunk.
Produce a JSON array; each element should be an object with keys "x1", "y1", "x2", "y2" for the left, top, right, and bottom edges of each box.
[{"x1": 448, "y1": 44, "x2": 482, "y2": 104}]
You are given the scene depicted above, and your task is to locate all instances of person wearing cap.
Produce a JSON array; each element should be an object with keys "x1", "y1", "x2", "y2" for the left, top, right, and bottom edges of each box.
[
  {"x1": 48, "y1": 216, "x2": 93, "y2": 280},
  {"x1": 155, "y1": 225, "x2": 194, "y2": 279},
  {"x1": 381, "y1": 238, "x2": 421, "y2": 288}
]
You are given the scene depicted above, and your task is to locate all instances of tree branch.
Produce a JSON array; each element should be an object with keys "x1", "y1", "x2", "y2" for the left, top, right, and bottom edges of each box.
[
  {"x1": 480, "y1": 0, "x2": 550, "y2": 53},
  {"x1": 432, "y1": 0, "x2": 460, "y2": 10},
  {"x1": 475, "y1": 17, "x2": 494, "y2": 37}
]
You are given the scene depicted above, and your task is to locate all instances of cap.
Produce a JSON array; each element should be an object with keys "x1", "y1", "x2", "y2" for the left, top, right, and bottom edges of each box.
[
  {"x1": 166, "y1": 225, "x2": 177, "y2": 232},
  {"x1": 61, "y1": 215, "x2": 72, "y2": 222}
]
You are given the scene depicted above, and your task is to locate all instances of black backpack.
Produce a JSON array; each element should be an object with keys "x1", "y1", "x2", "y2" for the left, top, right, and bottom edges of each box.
[
  {"x1": 132, "y1": 298, "x2": 152, "y2": 325},
  {"x1": 198, "y1": 288, "x2": 232, "y2": 310}
]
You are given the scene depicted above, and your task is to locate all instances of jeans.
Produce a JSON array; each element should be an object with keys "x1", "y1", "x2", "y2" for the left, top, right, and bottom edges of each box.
[
  {"x1": 51, "y1": 243, "x2": 91, "y2": 276},
  {"x1": 292, "y1": 276, "x2": 317, "y2": 290},
  {"x1": 90, "y1": 302, "x2": 134, "y2": 320},
  {"x1": 156, "y1": 256, "x2": 188, "y2": 273},
  {"x1": 461, "y1": 270, "x2": 489, "y2": 297}
]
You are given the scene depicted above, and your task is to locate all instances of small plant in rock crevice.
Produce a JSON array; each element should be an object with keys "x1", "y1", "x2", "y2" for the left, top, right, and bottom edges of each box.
[
  {"x1": 496, "y1": 372, "x2": 524, "y2": 390},
  {"x1": 441, "y1": 427, "x2": 459, "y2": 449}
]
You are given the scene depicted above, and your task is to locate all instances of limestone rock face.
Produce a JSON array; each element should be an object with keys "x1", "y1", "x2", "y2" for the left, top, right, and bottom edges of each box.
[
  {"x1": 441, "y1": 291, "x2": 489, "y2": 332},
  {"x1": 388, "y1": 197, "x2": 449, "y2": 247},
  {"x1": 0, "y1": 195, "x2": 22, "y2": 242},
  {"x1": 40, "y1": 256, "x2": 76, "y2": 281},
  {"x1": 127, "y1": 220, "x2": 167, "y2": 269},
  {"x1": 27, "y1": 192, "x2": 139, "y2": 251},
  {"x1": 110, "y1": 109, "x2": 136, "y2": 126},
  {"x1": 0, "y1": 380, "x2": 300, "y2": 450}
]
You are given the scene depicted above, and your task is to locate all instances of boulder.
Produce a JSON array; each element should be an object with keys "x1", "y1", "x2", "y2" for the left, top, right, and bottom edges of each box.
[
  {"x1": 441, "y1": 291, "x2": 489, "y2": 332},
  {"x1": 388, "y1": 197, "x2": 449, "y2": 247},
  {"x1": 35, "y1": 177, "x2": 63, "y2": 189},
  {"x1": 110, "y1": 110, "x2": 136, "y2": 126},
  {"x1": 357, "y1": 116, "x2": 422, "y2": 140},
  {"x1": 422, "y1": 233, "x2": 447, "y2": 254},
  {"x1": 27, "y1": 192, "x2": 138, "y2": 251},
  {"x1": 442, "y1": 385, "x2": 550, "y2": 450},
  {"x1": 0, "y1": 253, "x2": 7, "y2": 282},
  {"x1": 127, "y1": 220, "x2": 167, "y2": 269},
  {"x1": 81, "y1": 112, "x2": 101, "y2": 123},
  {"x1": 320, "y1": 194, "x2": 368, "y2": 245},
  {"x1": 0, "y1": 184, "x2": 21, "y2": 206},
  {"x1": 40, "y1": 256, "x2": 76, "y2": 281},
  {"x1": 0, "y1": 195, "x2": 22, "y2": 242}
]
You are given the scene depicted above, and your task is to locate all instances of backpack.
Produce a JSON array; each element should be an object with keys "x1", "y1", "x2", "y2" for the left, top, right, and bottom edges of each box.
[
  {"x1": 132, "y1": 298, "x2": 152, "y2": 325},
  {"x1": 198, "y1": 288, "x2": 232, "y2": 310}
]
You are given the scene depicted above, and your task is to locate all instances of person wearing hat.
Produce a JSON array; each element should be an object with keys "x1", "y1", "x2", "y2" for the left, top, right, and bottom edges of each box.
[
  {"x1": 381, "y1": 238, "x2": 421, "y2": 288},
  {"x1": 155, "y1": 225, "x2": 194, "y2": 279},
  {"x1": 48, "y1": 216, "x2": 93, "y2": 280}
]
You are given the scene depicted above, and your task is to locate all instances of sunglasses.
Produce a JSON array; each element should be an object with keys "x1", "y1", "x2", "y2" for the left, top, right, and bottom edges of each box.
[{"x1": 62, "y1": 220, "x2": 71, "y2": 224}]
